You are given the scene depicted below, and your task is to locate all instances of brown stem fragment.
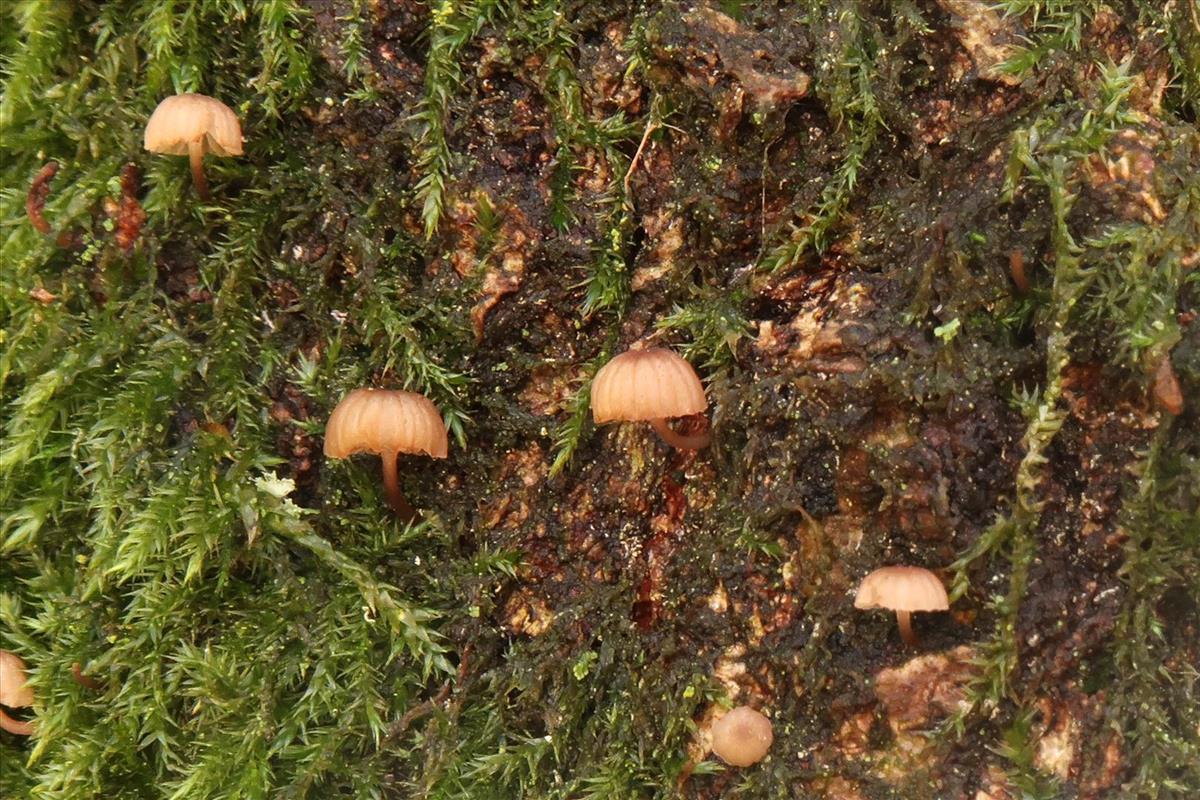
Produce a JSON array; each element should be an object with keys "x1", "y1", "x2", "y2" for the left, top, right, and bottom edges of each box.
[{"x1": 71, "y1": 662, "x2": 100, "y2": 690}]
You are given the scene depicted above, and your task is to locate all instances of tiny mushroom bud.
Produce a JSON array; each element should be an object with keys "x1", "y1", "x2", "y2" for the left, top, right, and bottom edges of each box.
[
  {"x1": 854, "y1": 566, "x2": 949, "y2": 647},
  {"x1": 144, "y1": 94, "x2": 243, "y2": 201},
  {"x1": 591, "y1": 347, "x2": 710, "y2": 450},
  {"x1": 0, "y1": 650, "x2": 35, "y2": 736},
  {"x1": 324, "y1": 388, "x2": 449, "y2": 521},
  {"x1": 711, "y1": 706, "x2": 773, "y2": 767}
]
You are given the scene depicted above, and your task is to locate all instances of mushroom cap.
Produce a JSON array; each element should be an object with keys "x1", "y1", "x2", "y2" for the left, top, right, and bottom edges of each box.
[
  {"x1": 711, "y1": 706, "x2": 774, "y2": 767},
  {"x1": 591, "y1": 348, "x2": 707, "y2": 424},
  {"x1": 854, "y1": 566, "x2": 949, "y2": 612},
  {"x1": 144, "y1": 94, "x2": 243, "y2": 157},
  {"x1": 324, "y1": 388, "x2": 448, "y2": 460},
  {"x1": 0, "y1": 650, "x2": 34, "y2": 709}
]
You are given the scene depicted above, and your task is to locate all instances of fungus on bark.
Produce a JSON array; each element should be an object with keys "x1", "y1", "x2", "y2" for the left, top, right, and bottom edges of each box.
[
  {"x1": 144, "y1": 94, "x2": 243, "y2": 201},
  {"x1": 0, "y1": 650, "x2": 35, "y2": 736},
  {"x1": 710, "y1": 705, "x2": 773, "y2": 767},
  {"x1": 591, "y1": 347, "x2": 709, "y2": 450},
  {"x1": 854, "y1": 566, "x2": 950, "y2": 647},
  {"x1": 324, "y1": 388, "x2": 448, "y2": 521}
]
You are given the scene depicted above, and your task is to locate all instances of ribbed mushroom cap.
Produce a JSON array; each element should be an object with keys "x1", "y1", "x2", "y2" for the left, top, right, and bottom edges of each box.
[
  {"x1": 324, "y1": 388, "x2": 448, "y2": 459},
  {"x1": 0, "y1": 650, "x2": 34, "y2": 709},
  {"x1": 711, "y1": 706, "x2": 774, "y2": 767},
  {"x1": 591, "y1": 348, "x2": 707, "y2": 424},
  {"x1": 144, "y1": 94, "x2": 243, "y2": 156},
  {"x1": 854, "y1": 566, "x2": 949, "y2": 612}
]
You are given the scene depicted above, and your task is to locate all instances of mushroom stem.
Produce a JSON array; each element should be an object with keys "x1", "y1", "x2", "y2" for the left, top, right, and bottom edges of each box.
[
  {"x1": 896, "y1": 610, "x2": 918, "y2": 647},
  {"x1": 381, "y1": 450, "x2": 416, "y2": 522},
  {"x1": 649, "y1": 417, "x2": 711, "y2": 450},
  {"x1": 0, "y1": 708, "x2": 34, "y2": 736},
  {"x1": 187, "y1": 139, "x2": 211, "y2": 201}
]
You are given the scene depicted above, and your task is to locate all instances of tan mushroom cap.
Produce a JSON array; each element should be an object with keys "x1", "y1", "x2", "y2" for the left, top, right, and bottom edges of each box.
[
  {"x1": 0, "y1": 650, "x2": 34, "y2": 709},
  {"x1": 711, "y1": 706, "x2": 774, "y2": 767},
  {"x1": 144, "y1": 94, "x2": 243, "y2": 157},
  {"x1": 592, "y1": 348, "x2": 707, "y2": 424},
  {"x1": 854, "y1": 566, "x2": 949, "y2": 612},
  {"x1": 324, "y1": 388, "x2": 448, "y2": 460}
]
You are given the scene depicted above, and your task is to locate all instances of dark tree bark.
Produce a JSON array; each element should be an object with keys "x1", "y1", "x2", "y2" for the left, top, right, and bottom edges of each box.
[{"x1": 308, "y1": 2, "x2": 1199, "y2": 797}]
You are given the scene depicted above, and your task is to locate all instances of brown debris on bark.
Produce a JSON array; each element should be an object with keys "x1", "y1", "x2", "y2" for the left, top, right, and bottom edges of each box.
[
  {"x1": 28, "y1": 287, "x2": 57, "y2": 305},
  {"x1": 675, "y1": 6, "x2": 811, "y2": 112},
  {"x1": 935, "y1": 0, "x2": 1024, "y2": 85},
  {"x1": 113, "y1": 163, "x2": 147, "y2": 252},
  {"x1": 1153, "y1": 355, "x2": 1184, "y2": 414},
  {"x1": 26, "y1": 161, "x2": 59, "y2": 234},
  {"x1": 1009, "y1": 249, "x2": 1029, "y2": 294}
]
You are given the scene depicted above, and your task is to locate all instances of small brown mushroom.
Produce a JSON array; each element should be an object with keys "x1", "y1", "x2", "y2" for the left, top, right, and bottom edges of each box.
[
  {"x1": 0, "y1": 650, "x2": 35, "y2": 736},
  {"x1": 144, "y1": 94, "x2": 243, "y2": 201},
  {"x1": 854, "y1": 566, "x2": 950, "y2": 646},
  {"x1": 591, "y1": 347, "x2": 709, "y2": 450},
  {"x1": 324, "y1": 388, "x2": 448, "y2": 521},
  {"x1": 711, "y1": 706, "x2": 773, "y2": 767}
]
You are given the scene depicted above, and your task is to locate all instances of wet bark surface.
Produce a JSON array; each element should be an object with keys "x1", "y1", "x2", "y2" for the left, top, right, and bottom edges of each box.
[
  {"x1": 2, "y1": 1, "x2": 1198, "y2": 798},
  {"x1": 276, "y1": 2, "x2": 1200, "y2": 796}
]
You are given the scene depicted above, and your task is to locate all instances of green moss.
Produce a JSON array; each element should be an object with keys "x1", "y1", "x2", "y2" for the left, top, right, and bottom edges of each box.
[
  {"x1": 656, "y1": 287, "x2": 749, "y2": 369},
  {"x1": 759, "y1": 1, "x2": 887, "y2": 273},
  {"x1": 413, "y1": 0, "x2": 505, "y2": 239},
  {"x1": 1110, "y1": 425, "x2": 1200, "y2": 795}
]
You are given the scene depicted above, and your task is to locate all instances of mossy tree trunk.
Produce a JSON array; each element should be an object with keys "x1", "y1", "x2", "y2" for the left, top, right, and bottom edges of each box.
[{"x1": 1, "y1": 2, "x2": 1198, "y2": 799}]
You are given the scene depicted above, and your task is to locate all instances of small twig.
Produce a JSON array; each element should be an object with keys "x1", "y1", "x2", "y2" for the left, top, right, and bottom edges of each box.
[
  {"x1": 381, "y1": 689, "x2": 444, "y2": 744},
  {"x1": 760, "y1": 141, "x2": 770, "y2": 256},
  {"x1": 623, "y1": 119, "x2": 660, "y2": 201},
  {"x1": 380, "y1": 646, "x2": 469, "y2": 744}
]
